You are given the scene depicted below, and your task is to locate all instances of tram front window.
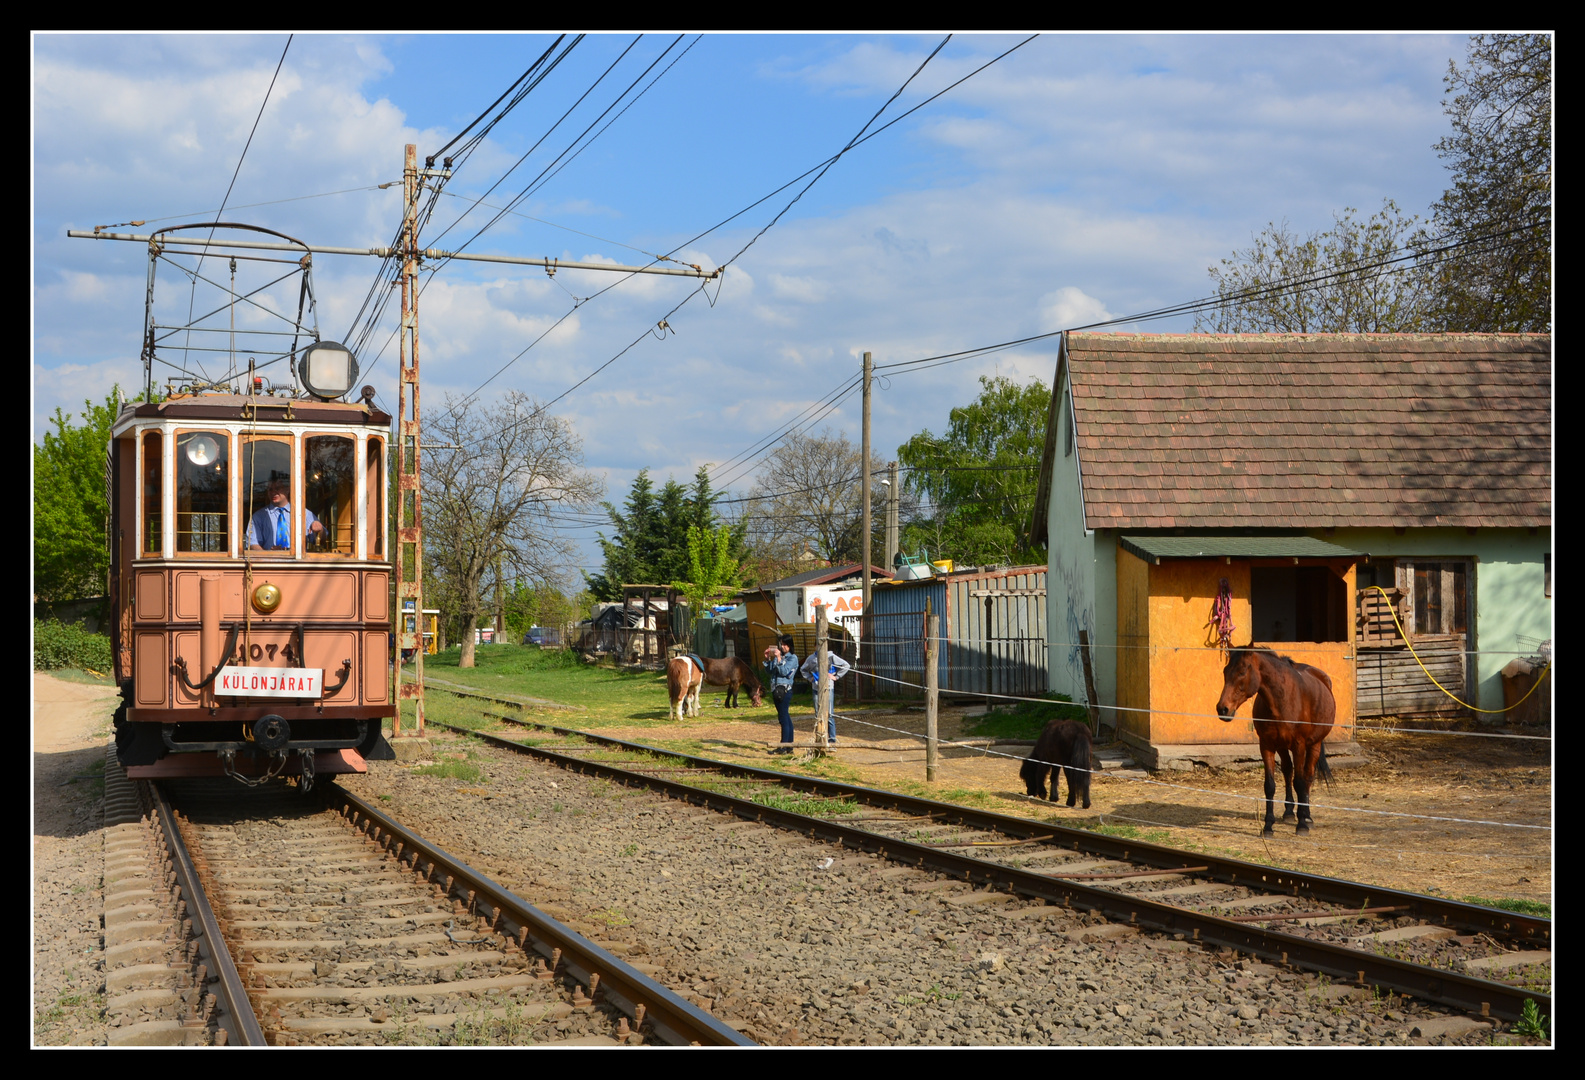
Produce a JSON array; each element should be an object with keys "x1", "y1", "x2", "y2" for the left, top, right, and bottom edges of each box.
[
  {"x1": 175, "y1": 430, "x2": 229, "y2": 553},
  {"x1": 306, "y1": 435, "x2": 356, "y2": 556},
  {"x1": 242, "y1": 436, "x2": 302, "y2": 555}
]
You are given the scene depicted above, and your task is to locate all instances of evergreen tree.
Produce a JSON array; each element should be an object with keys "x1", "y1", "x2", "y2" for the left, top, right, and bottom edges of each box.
[{"x1": 588, "y1": 467, "x2": 746, "y2": 599}]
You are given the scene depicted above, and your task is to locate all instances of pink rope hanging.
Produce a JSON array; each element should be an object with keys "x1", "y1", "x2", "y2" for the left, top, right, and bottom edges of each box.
[{"x1": 1208, "y1": 577, "x2": 1236, "y2": 649}]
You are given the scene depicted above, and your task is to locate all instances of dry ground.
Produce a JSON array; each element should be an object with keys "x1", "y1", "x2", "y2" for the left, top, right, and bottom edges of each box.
[
  {"x1": 33, "y1": 672, "x2": 120, "y2": 1044},
  {"x1": 592, "y1": 694, "x2": 1552, "y2": 908}
]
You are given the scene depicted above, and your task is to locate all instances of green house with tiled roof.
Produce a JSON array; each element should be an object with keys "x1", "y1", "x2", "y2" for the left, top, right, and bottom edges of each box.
[{"x1": 1029, "y1": 332, "x2": 1551, "y2": 769}]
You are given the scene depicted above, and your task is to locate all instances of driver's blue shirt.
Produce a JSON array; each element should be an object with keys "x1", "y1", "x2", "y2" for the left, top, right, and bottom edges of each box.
[{"x1": 246, "y1": 503, "x2": 319, "y2": 549}]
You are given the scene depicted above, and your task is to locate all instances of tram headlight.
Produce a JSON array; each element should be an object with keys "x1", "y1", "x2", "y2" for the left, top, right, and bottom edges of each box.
[
  {"x1": 185, "y1": 434, "x2": 220, "y2": 466},
  {"x1": 298, "y1": 340, "x2": 360, "y2": 401},
  {"x1": 252, "y1": 581, "x2": 282, "y2": 614}
]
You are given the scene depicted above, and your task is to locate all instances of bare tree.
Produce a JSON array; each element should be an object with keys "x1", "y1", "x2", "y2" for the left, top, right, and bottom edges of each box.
[
  {"x1": 742, "y1": 428, "x2": 893, "y2": 568},
  {"x1": 423, "y1": 391, "x2": 603, "y2": 668},
  {"x1": 1195, "y1": 200, "x2": 1434, "y2": 334},
  {"x1": 1427, "y1": 33, "x2": 1551, "y2": 332}
]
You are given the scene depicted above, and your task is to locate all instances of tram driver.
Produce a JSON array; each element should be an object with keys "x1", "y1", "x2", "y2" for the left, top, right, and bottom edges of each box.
[{"x1": 246, "y1": 478, "x2": 325, "y2": 551}]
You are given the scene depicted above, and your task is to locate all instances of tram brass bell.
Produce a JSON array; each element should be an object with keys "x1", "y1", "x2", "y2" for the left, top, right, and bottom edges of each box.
[{"x1": 252, "y1": 582, "x2": 282, "y2": 614}]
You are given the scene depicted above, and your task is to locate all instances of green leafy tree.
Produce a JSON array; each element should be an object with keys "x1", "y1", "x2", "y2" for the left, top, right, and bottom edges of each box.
[
  {"x1": 1425, "y1": 33, "x2": 1551, "y2": 332},
  {"x1": 503, "y1": 579, "x2": 590, "y2": 643},
  {"x1": 671, "y1": 524, "x2": 743, "y2": 633},
  {"x1": 34, "y1": 390, "x2": 128, "y2": 605},
  {"x1": 1195, "y1": 200, "x2": 1433, "y2": 334},
  {"x1": 896, "y1": 375, "x2": 1048, "y2": 568}
]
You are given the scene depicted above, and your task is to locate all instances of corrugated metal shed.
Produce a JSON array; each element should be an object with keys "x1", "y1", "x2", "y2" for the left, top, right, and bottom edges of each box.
[{"x1": 861, "y1": 565, "x2": 1047, "y2": 698}]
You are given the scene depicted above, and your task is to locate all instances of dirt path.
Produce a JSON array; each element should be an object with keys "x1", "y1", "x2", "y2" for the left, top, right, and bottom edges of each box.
[
  {"x1": 33, "y1": 673, "x2": 119, "y2": 1045},
  {"x1": 590, "y1": 696, "x2": 1552, "y2": 907}
]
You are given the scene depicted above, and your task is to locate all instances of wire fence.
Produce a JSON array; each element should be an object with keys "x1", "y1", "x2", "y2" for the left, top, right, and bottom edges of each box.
[{"x1": 848, "y1": 665, "x2": 1550, "y2": 741}]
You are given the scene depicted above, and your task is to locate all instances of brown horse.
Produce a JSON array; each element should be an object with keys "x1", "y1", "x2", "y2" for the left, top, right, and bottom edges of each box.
[
  {"x1": 667, "y1": 655, "x2": 763, "y2": 721},
  {"x1": 1216, "y1": 647, "x2": 1335, "y2": 835}
]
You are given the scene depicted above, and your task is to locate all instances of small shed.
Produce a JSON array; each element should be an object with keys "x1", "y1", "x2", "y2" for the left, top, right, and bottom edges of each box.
[
  {"x1": 1114, "y1": 536, "x2": 1361, "y2": 767},
  {"x1": 1029, "y1": 331, "x2": 1551, "y2": 768},
  {"x1": 859, "y1": 565, "x2": 1048, "y2": 699}
]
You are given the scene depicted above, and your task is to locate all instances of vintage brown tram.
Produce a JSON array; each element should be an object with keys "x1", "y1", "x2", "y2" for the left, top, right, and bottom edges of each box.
[
  {"x1": 108, "y1": 384, "x2": 396, "y2": 784},
  {"x1": 88, "y1": 221, "x2": 401, "y2": 785}
]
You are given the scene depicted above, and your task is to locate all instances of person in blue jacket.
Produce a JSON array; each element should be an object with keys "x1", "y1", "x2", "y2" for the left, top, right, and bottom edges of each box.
[
  {"x1": 801, "y1": 646, "x2": 851, "y2": 744},
  {"x1": 763, "y1": 635, "x2": 798, "y2": 755}
]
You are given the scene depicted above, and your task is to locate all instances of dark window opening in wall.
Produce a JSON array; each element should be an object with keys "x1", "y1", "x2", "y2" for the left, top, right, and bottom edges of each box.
[
  {"x1": 1251, "y1": 566, "x2": 1348, "y2": 643},
  {"x1": 1545, "y1": 553, "x2": 1551, "y2": 598}
]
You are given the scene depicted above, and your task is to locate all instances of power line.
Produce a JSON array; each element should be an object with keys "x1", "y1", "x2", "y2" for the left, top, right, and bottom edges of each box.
[
  {"x1": 424, "y1": 35, "x2": 647, "y2": 256},
  {"x1": 447, "y1": 35, "x2": 1034, "y2": 451},
  {"x1": 414, "y1": 36, "x2": 701, "y2": 418},
  {"x1": 180, "y1": 34, "x2": 294, "y2": 383},
  {"x1": 426, "y1": 36, "x2": 568, "y2": 166}
]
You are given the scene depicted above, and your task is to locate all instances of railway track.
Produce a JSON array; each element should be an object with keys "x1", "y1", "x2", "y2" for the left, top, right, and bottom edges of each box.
[
  {"x1": 429, "y1": 686, "x2": 1550, "y2": 1027},
  {"x1": 114, "y1": 763, "x2": 752, "y2": 1046}
]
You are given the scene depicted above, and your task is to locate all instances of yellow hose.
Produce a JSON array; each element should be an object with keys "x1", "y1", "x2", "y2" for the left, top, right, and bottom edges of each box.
[{"x1": 1366, "y1": 585, "x2": 1549, "y2": 714}]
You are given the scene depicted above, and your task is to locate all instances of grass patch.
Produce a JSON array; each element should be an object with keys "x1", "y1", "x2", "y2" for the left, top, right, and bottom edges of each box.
[
  {"x1": 1080, "y1": 821, "x2": 1173, "y2": 845},
  {"x1": 888, "y1": 779, "x2": 999, "y2": 809},
  {"x1": 419, "y1": 644, "x2": 676, "y2": 726},
  {"x1": 1462, "y1": 895, "x2": 1550, "y2": 918},
  {"x1": 40, "y1": 666, "x2": 117, "y2": 686},
  {"x1": 752, "y1": 791, "x2": 859, "y2": 818},
  {"x1": 963, "y1": 692, "x2": 1089, "y2": 741},
  {"x1": 412, "y1": 758, "x2": 484, "y2": 783}
]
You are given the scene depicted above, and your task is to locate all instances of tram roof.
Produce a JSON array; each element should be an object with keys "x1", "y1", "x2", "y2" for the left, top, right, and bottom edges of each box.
[{"x1": 114, "y1": 393, "x2": 390, "y2": 431}]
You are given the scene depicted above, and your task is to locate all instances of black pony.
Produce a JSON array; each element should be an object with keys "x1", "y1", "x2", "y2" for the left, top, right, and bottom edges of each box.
[{"x1": 1019, "y1": 719, "x2": 1095, "y2": 808}]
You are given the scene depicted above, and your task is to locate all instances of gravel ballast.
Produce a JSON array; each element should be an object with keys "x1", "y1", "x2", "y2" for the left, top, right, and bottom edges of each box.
[{"x1": 339, "y1": 731, "x2": 1523, "y2": 1047}]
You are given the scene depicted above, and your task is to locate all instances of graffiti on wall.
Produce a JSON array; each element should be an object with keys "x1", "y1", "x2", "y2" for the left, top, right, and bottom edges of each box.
[{"x1": 1051, "y1": 546, "x2": 1093, "y2": 703}]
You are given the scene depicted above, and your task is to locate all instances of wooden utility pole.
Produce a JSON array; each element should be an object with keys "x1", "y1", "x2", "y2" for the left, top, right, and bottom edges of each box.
[
  {"x1": 494, "y1": 555, "x2": 506, "y2": 644},
  {"x1": 861, "y1": 351, "x2": 872, "y2": 609},
  {"x1": 814, "y1": 603, "x2": 831, "y2": 755},
  {"x1": 884, "y1": 460, "x2": 899, "y2": 569},
  {"x1": 925, "y1": 598, "x2": 939, "y2": 781},
  {"x1": 71, "y1": 144, "x2": 721, "y2": 744},
  {"x1": 394, "y1": 143, "x2": 426, "y2": 738}
]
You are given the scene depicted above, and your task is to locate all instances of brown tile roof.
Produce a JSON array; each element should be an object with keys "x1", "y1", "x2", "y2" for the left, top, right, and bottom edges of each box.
[{"x1": 1054, "y1": 333, "x2": 1551, "y2": 531}]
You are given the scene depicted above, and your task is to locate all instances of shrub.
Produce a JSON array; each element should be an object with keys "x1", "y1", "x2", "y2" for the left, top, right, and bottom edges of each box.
[{"x1": 33, "y1": 619, "x2": 114, "y2": 672}]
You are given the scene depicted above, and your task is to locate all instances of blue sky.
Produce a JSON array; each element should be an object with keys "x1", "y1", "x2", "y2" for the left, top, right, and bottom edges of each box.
[{"x1": 33, "y1": 32, "x2": 1466, "y2": 579}]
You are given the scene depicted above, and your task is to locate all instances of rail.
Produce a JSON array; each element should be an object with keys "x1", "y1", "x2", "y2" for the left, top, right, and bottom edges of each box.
[{"x1": 428, "y1": 711, "x2": 1550, "y2": 1023}]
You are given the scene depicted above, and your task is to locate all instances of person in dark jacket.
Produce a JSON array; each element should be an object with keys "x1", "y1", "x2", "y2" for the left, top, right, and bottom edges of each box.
[{"x1": 763, "y1": 635, "x2": 798, "y2": 754}]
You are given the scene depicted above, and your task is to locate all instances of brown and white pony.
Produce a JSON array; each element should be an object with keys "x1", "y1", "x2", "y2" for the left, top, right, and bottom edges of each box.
[{"x1": 666, "y1": 656, "x2": 763, "y2": 721}]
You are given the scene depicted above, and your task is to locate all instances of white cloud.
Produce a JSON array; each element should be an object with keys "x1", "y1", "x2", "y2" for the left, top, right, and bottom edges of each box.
[
  {"x1": 34, "y1": 33, "x2": 1477, "y2": 576},
  {"x1": 1039, "y1": 287, "x2": 1112, "y2": 332}
]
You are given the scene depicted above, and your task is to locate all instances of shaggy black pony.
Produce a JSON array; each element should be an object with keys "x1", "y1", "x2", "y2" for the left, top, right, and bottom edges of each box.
[{"x1": 1019, "y1": 719, "x2": 1095, "y2": 808}]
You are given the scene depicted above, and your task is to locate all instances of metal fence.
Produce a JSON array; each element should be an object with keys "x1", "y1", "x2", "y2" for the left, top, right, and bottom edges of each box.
[
  {"x1": 858, "y1": 568, "x2": 1049, "y2": 700},
  {"x1": 858, "y1": 610, "x2": 929, "y2": 699}
]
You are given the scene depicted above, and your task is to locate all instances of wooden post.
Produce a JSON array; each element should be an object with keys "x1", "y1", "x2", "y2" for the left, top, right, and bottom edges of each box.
[
  {"x1": 814, "y1": 604, "x2": 831, "y2": 756},
  {"x1": 861, "y1": 351, "x2": 873, "y2": 614},
  {"x1": 1078, "y1": 629, "x2": 1101, "y2": 735},
  {"x1": 926, "y1": 599, "x2": 938, "y2": 782}
]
